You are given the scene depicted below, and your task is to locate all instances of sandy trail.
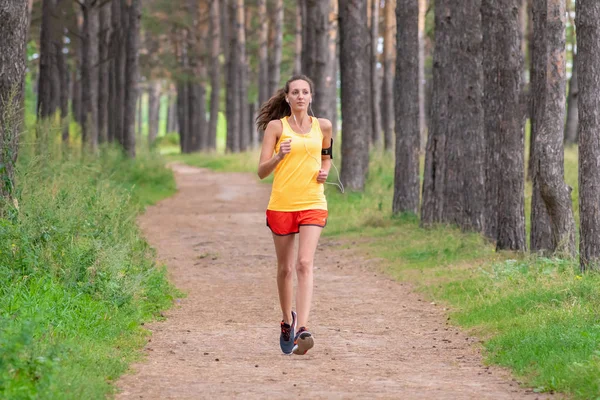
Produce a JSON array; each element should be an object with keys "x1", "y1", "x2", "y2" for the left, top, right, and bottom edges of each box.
[{"x1": 116, "y1": 164, "x2": 552, "y2": 399}]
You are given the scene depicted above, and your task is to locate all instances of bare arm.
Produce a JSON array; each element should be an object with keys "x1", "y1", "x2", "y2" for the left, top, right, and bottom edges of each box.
[
  {"x1": 258, "y1": 120, "x2": 289, "y2": 180},
  {"x1": 317, "y1": 118, "x2": 333, "y2": 183}
]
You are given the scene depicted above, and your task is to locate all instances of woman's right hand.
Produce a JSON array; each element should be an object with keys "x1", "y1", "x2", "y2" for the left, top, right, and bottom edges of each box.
[{"x1": 278, "y1": 139, "x2": 292, "y2": 160}]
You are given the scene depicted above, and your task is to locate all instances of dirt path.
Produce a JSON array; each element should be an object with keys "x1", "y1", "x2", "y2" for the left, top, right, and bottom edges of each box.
[{"x1": 116, "y1": 164, "x2": 553, "y2": 399}]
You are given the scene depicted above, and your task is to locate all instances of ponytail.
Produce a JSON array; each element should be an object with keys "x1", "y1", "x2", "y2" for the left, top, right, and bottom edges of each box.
[
  {"x1": 255, "y1": 89, "x2": 290, "y2": 131},
  {"x1": 255, "y1": 74, "x2": 315, "y2": 132}
]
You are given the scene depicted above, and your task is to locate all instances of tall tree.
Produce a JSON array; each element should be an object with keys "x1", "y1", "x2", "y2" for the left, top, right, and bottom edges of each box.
[
  {"x1": 369, "y1": 0, "x2": 382, "y2": 146},
  {"x1": 393, "y1": 0, "x2": 420, "y2": 214},
  {"x1": 417, "y1": 0, "x2": 427, "y2": 145},
  {"x1": 576, "y1": 0, "x2": 600, "y2": 270},
  {"x1": 382, "y1": 0, "x2": 395, "y2": 151},
  {"x1": 238, "y1": 0, "x2": 249, "y2": 151},
  {"x1": 81, "y1": 0, "x2": 99, "y2": 150},
  {"x1": 530, "y1": 0, "x2": 575, "y2": 255},
  {"x1": 268, "y1": 0, "x2": 283, "y2": 95},
  {"x1": 123, "y1": 0, "x2": 140, "y2": 157},
  {"x1": 339, "y1": 0, "x2": 370, "y2": 191},
  {"x1": 0, "y1": 0, "x2": 28, "y2": 202},
  {"x1": 421, "y1": 0, "x2": 485, "y2": 231},
  {"x1": 482, "y1": 0, "x2": 526, "y2": 250},
  {"x1": 258, "y1": 0, "x2": 269, "y2": 109},
  {"x1": 208, "y1": 0, "x2": 221, "y2": 150},
  {"x1": 226, "y1": 0, "x2": 241, "y2": 152},
  {"x1": 108, "y1": 0, "x2": 125, "y2": 144},
  {"x1": 147, "y1": 81, "x2": 161, "y2": 146},
  {"x1": 98, "y1": 1, "x2": 111, "y2": 143},
  {"x1": 564, "y1": 52, "x2": 578, "y2": 144},
  {"x1": 37, "y1": 0, "x2": 60, "y2": 119},
  {"x1": 302, "y1": 1, "x2": 334, "y2": 124},
  {"x1": 294, "y1": 0, "x2": 303, "y2": 75}
]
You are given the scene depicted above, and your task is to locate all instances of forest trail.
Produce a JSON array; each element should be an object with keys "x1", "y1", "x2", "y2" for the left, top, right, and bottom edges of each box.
[{"x1": 116, "y1": 164, "x2": 552, "y2": 400}]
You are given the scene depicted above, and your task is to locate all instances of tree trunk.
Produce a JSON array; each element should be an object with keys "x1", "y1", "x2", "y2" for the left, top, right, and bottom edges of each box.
[
  {"x1": 0, "y1": 0, "x2": 28, "y2": 201},
  {"x1": 208, "y1": 0, "x2": 221, "y2": 151},
  {"x1": 38, "y1": 0, "x2": 60, "y2": 119},
  {"x1": 148, "y1": 81, "x2": 161, "y2": 146},
  {"x1": 226, "y1": 0, "x2": 240, "y2": 153},
  {"x1": 482, "y1": 0, "x2": 526, "y2": 250},
  {"x1": 393, "y1": 0, "x2": 420, "y2": 214},
  {"x1": 58, "y1": 30, "x2": 70, "y2": 143},
  {"x1": 108, "y1": 0, "x2": 124, "y2": 144},
  {"x1": 564, "y1": 52, "x2": 578, "y2": 144},
  {"x1": 527, "y1": 0, "x2": 535, "y2": 179},
  {"x1": 531, "y1": 0, "x2": 575, "y2": 255},
  {"x1": 258, "y1": 0, "x2": 269, "y2": 108},
  {"x1": 577, "y1": 0, "x2": 600, "y2": 270},
  {"x1": 339, "y1": 0, "x2": 370, "y2": 191},
  {"x1": 239, "y1": 0, "x2": 249, "y2": 151},
  {"x1": 303, "y1": 1, "x2": 332, "y2": 123},
  {"x1": 81, "y1": 0, "x2": 99, "y2": 151},
  {"x1": 177, "y1": 80, "x2": 189, "y2": 153},
  {"x1": 268, "y1": 0, "x2": 283, "y2": 96},
  {"x1": 421, "y1": 0, "x2": 485, "y2": 232},
  {"x1": 98, "y1": 2, "x2": 110, "y2": 144},
  {"x1": 382, "y1": 0, "x2": 395, "y2": 151},
  {"x1": 122, "y1": 0, "x2": 139, "y2": 157},
  {"x1": 370, "y1": 0, "x2": 381, "y2": 146},
  {"x1": 418, "y1": 0, "x2": 427, "y2": 149},
  {"x1": 294, "y1": 0, "x2": 303, "y2": 75},
  {"x1": 328, "y1": 0, "x2": 338, "y2": 139}
]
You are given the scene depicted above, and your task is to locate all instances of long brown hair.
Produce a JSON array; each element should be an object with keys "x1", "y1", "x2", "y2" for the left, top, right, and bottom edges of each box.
[{"x1": 255, "y1": 75, "x2": 315, "y2": 131}]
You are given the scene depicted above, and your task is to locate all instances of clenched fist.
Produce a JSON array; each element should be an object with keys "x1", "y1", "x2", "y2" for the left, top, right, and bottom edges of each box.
[
  {"x1": 277, "y1": 139, "x2": 292, "y2": 160},
  {"x1": 316, "y1": 169, "x2": 328, "y2": 183}
]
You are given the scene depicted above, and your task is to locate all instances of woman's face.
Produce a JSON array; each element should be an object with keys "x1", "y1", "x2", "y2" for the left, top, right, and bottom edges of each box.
[{"x1": 287, "y1": 80, "x2": 312, "y2": 111}]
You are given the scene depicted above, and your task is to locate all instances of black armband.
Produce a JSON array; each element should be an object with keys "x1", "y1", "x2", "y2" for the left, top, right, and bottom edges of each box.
[{"x1": 321, "y1": 138, "x2": 333, "y2": 159}]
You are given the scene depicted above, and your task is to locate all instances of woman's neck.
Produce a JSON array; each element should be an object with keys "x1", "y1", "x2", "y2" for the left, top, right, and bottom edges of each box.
[{"x1": 290, "y1": 111, "x2": 310, "y2": 125}]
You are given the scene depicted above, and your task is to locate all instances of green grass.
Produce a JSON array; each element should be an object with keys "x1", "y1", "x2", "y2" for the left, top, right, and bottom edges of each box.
[
  {"x1": 172, "y1": 142, "x2": 599, "y2": 399},
  {"x1": 0, "y1": 126, "x2": 178, "y2": 399}
]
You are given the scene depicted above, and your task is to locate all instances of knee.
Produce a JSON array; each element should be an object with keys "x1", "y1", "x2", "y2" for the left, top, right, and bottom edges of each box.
[
  {"x1": 277, "y1": 263, "x2": 294, "y2": 279},
  {"x1": 296, "y1": 258, "x2": 313, "y2": 276}
]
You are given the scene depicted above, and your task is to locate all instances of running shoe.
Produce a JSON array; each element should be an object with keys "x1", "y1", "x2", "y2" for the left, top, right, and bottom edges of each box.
[
  {"x1": 280, "y1": 311, "x2": 297, "y2": 354},
  {"x1": 292, "y1": 326, "x2": 314, "y2": 355}
]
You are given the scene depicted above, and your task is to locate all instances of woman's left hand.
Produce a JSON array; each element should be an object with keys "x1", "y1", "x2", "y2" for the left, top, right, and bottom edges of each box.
[{"x1": 317, "y1": 169, "x2": 328, "y2": 183}]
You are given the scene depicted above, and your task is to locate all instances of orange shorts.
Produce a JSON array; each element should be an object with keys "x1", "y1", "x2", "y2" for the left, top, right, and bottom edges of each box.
[{"x1": 266, "y1": 209, "x2": 328, "y2": 236}]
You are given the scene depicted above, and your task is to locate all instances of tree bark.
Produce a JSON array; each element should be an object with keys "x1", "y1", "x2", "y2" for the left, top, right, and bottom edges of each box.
[
  {"x1": 576, "y1": 0, "x2": 600, "y2": 270},
  {"x1": 38, "y1": 0, "x2": 60, "y2": 119},
  {"x1": 98, "y1": 2, "x2": 110, "y2": 144},
  {"x1": 564, "y1": 52, "x2": 578, "y2": 144},
  {"x1": 339, "y1": 0, "x2": 371, "y2": 191},
  {"x1": 268, "y1": 0, "x2": 283, "y2": 96},
  {"x1": 531, "y1": 0, "x2": 575, "y2": 255},
  {"x1": 294, "y1": 0, "x2": 303, "y2": 75},
  {"x1": 482, "y1": 0, "x2": 527, "y2": 250},
  {"x1": 382, "y1": 0, "x2": 395, "y2": 151},
  {"x1": 148, "y1": 81, "x2": 161, "y2": 146},
  {"x1": 370, "y1": 0, "x2": 382, "y2": 146},
  {"x1": 418, "y1": 0, "x2": 427, "y2": 149},
  {"x1": 258, "y1": 0, "x2": 269, "y2": 108},
  {"x1": 122, "y1": 0, "x2": 140, "y2": 157},
  {"x1": 421, "y1": 0, "x2": 485, "y2": 232},
  {"x1": 226, "y1": 0, "x2": 240, "y2": 153},
  {"x1": 0, "y1": 0, "x2": 28, "y2": 201},
  {"x1": 208, "y1": 0, "x2": 221, "y2": 151},
  {"x1": 238, "y1": 0, "x2": 249, "y2": 151},
  {"x1": 393, "y1": 0, "x2": 420, "y2": 214},
  {"x1": 81, "y1": 0, "x2": 99, "y2": 151}
]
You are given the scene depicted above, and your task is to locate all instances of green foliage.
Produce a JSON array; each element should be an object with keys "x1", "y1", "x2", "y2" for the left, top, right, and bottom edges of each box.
[{"x1": 0, "y1": 125, "x2": 178, "y2": 399}]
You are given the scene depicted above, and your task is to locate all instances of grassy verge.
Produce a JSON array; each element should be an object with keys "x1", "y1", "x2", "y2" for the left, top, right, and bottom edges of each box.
[
  {"x1": 0, "y1": 132, "x2": 178, "y2": 399},
  {"x1": 169, "y1": 144, "x2": 598, "y2": 398}
]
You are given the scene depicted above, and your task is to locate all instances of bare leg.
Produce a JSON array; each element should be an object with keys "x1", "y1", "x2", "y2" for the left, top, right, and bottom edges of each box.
[
  {"x1": 295, "y1": 225, "x2": 323, "y2": 328},
  {"x1": 272, "y1": 233, "x2": 295, "y2": 324}
]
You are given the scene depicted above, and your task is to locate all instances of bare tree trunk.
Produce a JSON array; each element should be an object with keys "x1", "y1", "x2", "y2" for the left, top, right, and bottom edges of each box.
[
  {"x1": 370, "y1": 0, "x2": 381, "y2": 146},
  {"x1": 382, "y1": 0, "x2": 396, "y2": 151},
  {"x1": 531, "y1": 0, "x2": 575, "y2": 255},
  {"x1": 294, "y1": 0, "x2": 303, "y2": 75},
  {"x1": 177, "y1": 80, "x2": 189, "y2": 153},
  {"x1": 483, "y1": 0, "x2": 526, "y2": 250},
  {"x1": 81, "y1": 0, "x2": 99, "y2": 151},
  {"x1": 393, "y1": 0, "x2": 420, "y2": 214},
  {"x1": 239, "y1": 0, "x2": 249, "y2": 151},
  {"x1": 58, "y1": 30, "x2": 70, "y2": 143},
  {"x1": 328, "y1": 0, "x2": 338, "y2": 139},
  {"x1": 226, "y1": 0, "x2": 240, "y2": 153},
  {"x1": 0, "y1": 0, "x2": 28, "y2": 202},
  {"x1": 303, "y1": 1, "x2": 332, "y2": 122},
  {"x1": 258, "y1": 0, "x2": 269, "y2": 108},
  {"x1": 339, "y1": 0, "x2": 370, "y2": 191},
  {"x1": 208, "y1": 0, "x2": 221, "y2": 151},
  {"x1": 148, "y1": 81, "x2": 160, "y2": 146},
  {"x1": 122, "y1": 0, "x2": 139, "y2": 157},
  {"x1": 418, "y1": 0, "x2": 427, "y2": 148},
  {"x1": 98, "y1": 2, "x2": 110, "y2": 144},
  {"x1": 268, "y1": 0, "x2": 283, "y2": 95},
  {"x1": 421, "y1": 0, "x2": 485, "y2": 232},
  {"x1": 38, "y1": 0, "x2": 60, "y2": 119},
  {"x1": 564, "y1": 52, "x2": 578, "y2": 144},
  {"x1": 577, "y1": 0, "x2": 600, "y2": 271}
]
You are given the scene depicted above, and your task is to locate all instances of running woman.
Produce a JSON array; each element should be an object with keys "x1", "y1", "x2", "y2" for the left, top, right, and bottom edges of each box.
[{"x1": 256, "y1": 75, "x2": 333, "y2": 355}]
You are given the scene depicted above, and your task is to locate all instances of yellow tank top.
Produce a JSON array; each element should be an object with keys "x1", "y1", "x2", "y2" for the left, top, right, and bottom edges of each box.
[{"x1": 267, "y1": 116, "x2": 327, "y2": 211}]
